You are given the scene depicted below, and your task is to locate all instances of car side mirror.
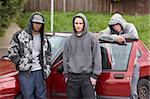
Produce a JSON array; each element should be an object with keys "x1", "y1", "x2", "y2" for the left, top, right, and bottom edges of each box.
[{"x1": 57, "y1": 65, "x2": 64, "y2": 73}]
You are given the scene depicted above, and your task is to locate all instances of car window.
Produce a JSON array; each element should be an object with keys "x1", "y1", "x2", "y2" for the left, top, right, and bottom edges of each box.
[
  {"x1": 137, "y1": 49, "x2": 142, "y2": 58},
  {"x1": 53, "y1": 52, "x2": 63, "y2": 66},
  {"x1": 100, "y1": 43, "x2": 132, "y2": 71},
  {"x1": 47, "y1": 36, "x2": 66, "y2": 62}
]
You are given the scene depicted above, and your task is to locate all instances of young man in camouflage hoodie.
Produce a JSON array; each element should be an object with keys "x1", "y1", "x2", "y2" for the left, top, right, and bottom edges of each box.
[{"x1": 4, "y1": 12, "x2": 51, "y2": 99}]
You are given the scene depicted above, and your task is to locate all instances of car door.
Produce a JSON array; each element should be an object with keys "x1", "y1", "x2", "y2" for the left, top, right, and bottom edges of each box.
[
  {"x1": 46, "y1": 35, "x2": 67, "y2": 98},
  {"x1": 96, "y1": 42, "x2": 137, "y2": 98},
  {"x1": 49, "y1": 52, "x2": 67, "y2": 97}
]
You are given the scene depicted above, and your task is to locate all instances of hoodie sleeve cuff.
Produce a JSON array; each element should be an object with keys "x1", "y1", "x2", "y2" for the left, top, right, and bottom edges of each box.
[{"x1": 91, "y1": 74, "x2": 98, "y2": 79}]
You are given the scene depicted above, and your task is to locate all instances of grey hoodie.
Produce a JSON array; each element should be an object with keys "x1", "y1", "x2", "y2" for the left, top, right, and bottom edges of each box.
[
  {"x1": 63, "y1": 13, "x2": 102, "y2": 79},
  {"x1": 99, "y1": 13, "x2": 139, "y2": 42}
]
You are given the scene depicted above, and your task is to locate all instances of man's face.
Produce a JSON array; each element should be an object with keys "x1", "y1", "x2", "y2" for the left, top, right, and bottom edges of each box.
[
  {"x1": 74, "y1": 17, "x2": 84, "y2": 33},
  {"x1": 112, "y1": 23, "x2": 122, "y2": 32},
  {"x1": 32, "y1": 22, "x2": 42, "y2": 32}
]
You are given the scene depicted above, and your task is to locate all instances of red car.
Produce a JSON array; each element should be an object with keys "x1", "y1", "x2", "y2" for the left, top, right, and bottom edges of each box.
[{"x1": 0, "y1": 32, "x2": 150, "y2": 99}]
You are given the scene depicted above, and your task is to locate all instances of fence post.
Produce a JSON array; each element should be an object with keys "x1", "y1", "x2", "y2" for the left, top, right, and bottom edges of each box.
[
  {"x1": 63, "y1": 0, "x2": 66, "y2": 12},
  {"x1": 51, "y1": 0, "x2": 54, "y2": 33}
]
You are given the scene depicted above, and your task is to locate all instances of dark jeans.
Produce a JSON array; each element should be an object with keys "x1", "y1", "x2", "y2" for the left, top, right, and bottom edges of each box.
[
  {"x1": 67, "y1": 73, "x2": 95, "y2": 99},
  {"x1": 18, "y1": 70, "x2": 47, "y2": 99}
]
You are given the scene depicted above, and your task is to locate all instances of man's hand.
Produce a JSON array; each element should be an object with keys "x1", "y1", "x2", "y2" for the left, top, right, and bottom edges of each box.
[
  {"x1": 65, "y1": 78, "x2": 68, "y2": 83},
  {"x1": 90, "y1": 77, "x2": 97, "y2": 86},
  {"x1": 2, "y1": 56, "x2": 11, "y2": 61},
  {"x1": 116, "y1": 36, "x2": 126, "y2": 44}
]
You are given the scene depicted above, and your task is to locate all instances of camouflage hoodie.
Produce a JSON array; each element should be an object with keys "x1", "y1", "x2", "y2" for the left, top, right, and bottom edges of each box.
[{"x1": 7, "y1": 12, "x2": 51, "y2": 79}]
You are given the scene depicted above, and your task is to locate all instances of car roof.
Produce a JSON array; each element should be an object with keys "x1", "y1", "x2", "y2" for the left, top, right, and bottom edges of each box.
[
  {"x1": 45, "y1": 32, "x2": 72, "y2": 37},
  {"x1": 45, "y1": 32, "x2": 99, "y2": 37},
  {"x1": 45, "y1": 32, "x2": 144, "y2": 44}
]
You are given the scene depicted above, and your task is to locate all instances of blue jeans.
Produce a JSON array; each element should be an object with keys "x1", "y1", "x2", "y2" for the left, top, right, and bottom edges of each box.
[
  {"x1": 18, "y1": 70, "x2": 47, "y2": 99},
  {"x1": 130, "y1": 64, "x2": 140, "y2": 99}
]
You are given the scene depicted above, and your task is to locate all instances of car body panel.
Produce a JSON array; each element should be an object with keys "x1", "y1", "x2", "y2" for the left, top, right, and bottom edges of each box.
[
  {"x1": 137, "y1": 41, "x2": 150, "y2": 79},
  {"x1": 0, "y1": 59, "x2": 20, "y2": 99}
]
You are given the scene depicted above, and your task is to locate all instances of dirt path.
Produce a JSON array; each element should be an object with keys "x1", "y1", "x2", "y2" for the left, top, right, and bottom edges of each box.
[{"x1": 0, "y1": 23, "x2": 21, "y2": 56}]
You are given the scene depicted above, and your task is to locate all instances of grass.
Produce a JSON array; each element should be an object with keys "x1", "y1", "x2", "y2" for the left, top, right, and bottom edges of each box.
[{"x1": 16, "y1": 11, "x2": 150, "y2": 49}]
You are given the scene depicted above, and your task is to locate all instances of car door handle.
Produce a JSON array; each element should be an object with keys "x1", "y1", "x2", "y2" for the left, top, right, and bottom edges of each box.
[{"x1": 114, "y1": 74, "x2": 124, "y2": 79}]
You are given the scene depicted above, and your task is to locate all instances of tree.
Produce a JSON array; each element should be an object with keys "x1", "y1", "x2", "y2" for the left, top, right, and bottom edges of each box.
[{"x1": 0, "y1": 0, "x2": 26, "y2": 36}]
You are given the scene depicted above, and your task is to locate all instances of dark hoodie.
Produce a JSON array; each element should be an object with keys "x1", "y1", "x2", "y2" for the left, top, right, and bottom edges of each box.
[
  {"x1": 99, "y1": 13, "x2": 139, "y2": 42},
  {"x1": 7, "y1": 12, "x2": 51, "y2": 79},
  {"x1": 63, "y1": 13, "x2": 102, "y2": 79}
]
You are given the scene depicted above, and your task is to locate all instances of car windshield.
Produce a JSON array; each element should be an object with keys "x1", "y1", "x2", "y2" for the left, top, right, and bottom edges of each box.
[
  {"x1": 100, "y1": 43, "x2": 132, "y2": 71},
  {"x1": 47, "y1": 35, "x2": 66, "y2": 61}
]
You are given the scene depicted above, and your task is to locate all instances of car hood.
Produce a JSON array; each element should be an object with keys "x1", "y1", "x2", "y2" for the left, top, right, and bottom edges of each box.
[{"x1": 0, "y1": 58, "x2": 17, "y2": 79}]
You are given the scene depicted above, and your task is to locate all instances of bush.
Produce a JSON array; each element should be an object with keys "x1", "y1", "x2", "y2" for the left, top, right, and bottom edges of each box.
[{"x1": 0, "y1": 0, "x2": 26, "y2": 36}]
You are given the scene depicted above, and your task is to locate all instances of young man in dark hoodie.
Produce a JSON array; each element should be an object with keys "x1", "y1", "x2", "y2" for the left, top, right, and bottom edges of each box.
[
  {"x1": 63, "y1": 13, "x2": 102, "y2": 99},
  {"x1": 99, "y1": 13, "x2": 139, "y2": 99},
  {"x1": 3, "y1": 12, "x2": 51, "y2": 99}
]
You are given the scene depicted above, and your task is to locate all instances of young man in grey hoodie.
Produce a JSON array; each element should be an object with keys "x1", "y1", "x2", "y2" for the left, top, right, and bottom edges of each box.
[
  {"x1": 3, "y1": 12, "x2": 51, "y2": 99},
  {"x1": 63, "y1": 13, "x2": 102, "y2": 99},
  {"x1": 99, "y1": 13, "x2": 139, "y2": 99}
]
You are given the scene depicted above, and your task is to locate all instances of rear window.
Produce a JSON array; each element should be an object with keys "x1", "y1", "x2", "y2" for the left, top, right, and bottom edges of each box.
[{"x1": 100, "y1": 43, "x2": 132, "y2": 71}]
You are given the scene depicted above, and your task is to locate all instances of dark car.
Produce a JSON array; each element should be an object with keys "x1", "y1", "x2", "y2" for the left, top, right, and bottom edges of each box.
[{"x1": 0, "y1": 32, "x2": 150, "y2": 99}]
